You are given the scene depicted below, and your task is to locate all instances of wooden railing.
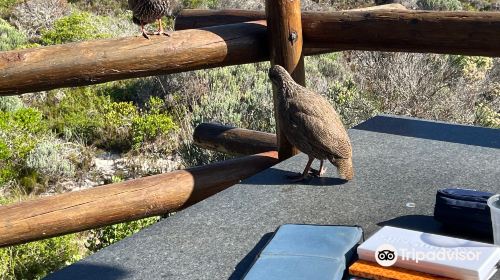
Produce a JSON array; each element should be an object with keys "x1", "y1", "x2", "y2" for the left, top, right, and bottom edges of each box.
[
  {"x1": 0, "y1": 150, "x2": 278, "y2": 247},
  {"x1": 2, "y1": 8, "x2": 500, "y2": 96},
  {"x1": 0, "y1": 1, "x2": 499, "y2": 247}
]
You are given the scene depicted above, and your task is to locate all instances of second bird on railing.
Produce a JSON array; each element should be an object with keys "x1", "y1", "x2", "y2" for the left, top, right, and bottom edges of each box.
[
  {"x1": 269, "y1": 65, "x2": 354, "y2": 182},
  {"x1": 128, "y1": 0, "x2": 172, "y2": 39}
]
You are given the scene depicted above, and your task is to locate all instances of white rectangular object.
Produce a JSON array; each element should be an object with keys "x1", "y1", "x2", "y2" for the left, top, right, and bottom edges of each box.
[{"x1": 357, "y1": 226, "x2": 500, "y2": 280}]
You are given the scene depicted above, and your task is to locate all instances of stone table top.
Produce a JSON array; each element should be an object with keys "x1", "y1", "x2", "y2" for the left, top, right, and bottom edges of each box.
[{"x1": 47, "y1": 115, "x2": 500, "y2": 280}]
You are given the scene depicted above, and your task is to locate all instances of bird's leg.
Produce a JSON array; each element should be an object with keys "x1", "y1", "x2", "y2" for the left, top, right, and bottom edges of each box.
[
  {"x1": 310, "y1": 160, "x2": 327, "y2": 177},
  {"x1": 141, "y1": 22, "x2": 150, "y2": 39},
  {"x1": 329, "y1": 158, "x2": 338, "y2": 168},
  {"x1": 287, "y1": 155, "x2": 314, "y2": 182},
  {"x1": 156, "y1": 18, "x2": 171, "y2": 37}
]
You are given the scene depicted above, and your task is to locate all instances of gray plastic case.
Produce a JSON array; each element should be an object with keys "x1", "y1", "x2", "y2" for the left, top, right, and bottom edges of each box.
[{"x1": 243, "y1": 224, "x2": 363, "y2": 280}]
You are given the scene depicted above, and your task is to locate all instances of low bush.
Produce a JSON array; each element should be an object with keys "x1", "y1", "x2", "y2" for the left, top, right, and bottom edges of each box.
[
  {"x1": 68, "y1": 0, "x2": 128, "y2": 15},
  {"x1": 0, "y1": 0, "x2": 18, "y2": 18},
  {"x1": 40, "y1": 11, "x2": 110, "y2": 45},
  {"x1": 0, "y1": 234, "x2": 82, "y2": 280},
  {"x1": 157, "y1": 63, "x2": 275, "y2": 166},
  {"x1": 183, "y1": 0, "x2": 216, "y2": 8},
  {"x1": 9, "y1": 0, "x2": 70, "y2": 42},
  {"x1": 0, "y1": 198, "x2": 83, "y2": 280},
  {"x1": 0, "y1": 18, "x2": 26, "y2": 51},
  {"x1": 36, "y1": 86, "x2": 177, "y2": 152},
  {"x1": 85, "y1": 216, "x2": 160, "y2": 252},
  {"x1": 417, "y1": 0, "x2": 462, "y2": 10},
  {"x1": 0, "y1": 96, "x2": 23, "y2": 112},
  {"x1": 449, "y1": 55, "x2": 493, "y2": 81},
  {"x1": 0, "y1": 107, "x2": 48, "y2": 190},
  {"x1": 476, "y1": 103, "x2": 500, "y2": 128},
  {"x1": 26, "y1": 139, "x2": 77, "y2": 182},
  {"x1": 131, "y1": 97, "x2": 177, "y2": 148}
]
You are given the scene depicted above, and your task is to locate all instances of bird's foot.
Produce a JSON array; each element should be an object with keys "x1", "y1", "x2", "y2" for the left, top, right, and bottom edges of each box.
[
  {"x1": 142, "y1": 31, "x2": 150, "y2": 39},
  {"x1": 310, "y1": 167, "x2": 327, "y2": 177},
  {"x1": 286, "y1": 173, "x2": 311, "y2": 183},
  {"x1": 156, "y1": 19, "x2": 170, "y2": 37},
  {"x1": 152, "y1": 30, "x2": 171, "y2": 36}
]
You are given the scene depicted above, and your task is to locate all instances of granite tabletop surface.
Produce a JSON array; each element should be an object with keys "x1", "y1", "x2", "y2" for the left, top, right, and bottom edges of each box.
[{"x1": 47, "y1": 115, "x2": 500, "y2": 280}]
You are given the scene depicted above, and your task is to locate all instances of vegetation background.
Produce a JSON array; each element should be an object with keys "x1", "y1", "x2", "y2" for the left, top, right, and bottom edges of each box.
[{"x1": 0, "y1": 0, "x2": 499, "y2": 278}]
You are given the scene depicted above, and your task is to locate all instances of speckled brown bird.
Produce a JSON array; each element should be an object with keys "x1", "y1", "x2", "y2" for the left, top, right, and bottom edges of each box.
[
  {"x1": 269, "y1": 65, "x2": 354, "y2": 181},
  {"x1": 128, "y1": 0, "x2": 170, "y2": 38}
]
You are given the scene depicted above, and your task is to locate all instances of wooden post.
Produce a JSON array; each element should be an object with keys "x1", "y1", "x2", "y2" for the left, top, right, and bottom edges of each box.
[{"x1": 266, "y1": 0, "x2": 304, "y2": 161}]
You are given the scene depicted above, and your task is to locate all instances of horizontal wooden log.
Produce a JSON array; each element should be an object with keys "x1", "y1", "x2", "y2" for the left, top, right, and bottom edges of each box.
[
  {"x1": 2, "y1": 9, "x2": 500, "y2": 95},
  {"x1": 0, "y1": 151, "x2": 278, "y2": 247},
  {"x1": 302, "y1": 10, "x2": 500, "y2": 56},
  {"x1": 193, "y1": 123, "x2": 277, "y2": 155},
  {"x1": 175, "y1": 9, "x2": 266, "y2": 30},
  {"x1": 0, "y1": 21, "x2": 268, "y2": 96},
  {"x1": 0, "y1": 20, "x2": 330, "y2": 96},
  {"x1": 348, "y1": 3, "x2": 407, "y2": 11},
  {"x1": 176, "y1": 9, "x2": 500, "y2": 57},
  {"x1": 174, "y1": 4, "x2": 407, "y2": 30}
]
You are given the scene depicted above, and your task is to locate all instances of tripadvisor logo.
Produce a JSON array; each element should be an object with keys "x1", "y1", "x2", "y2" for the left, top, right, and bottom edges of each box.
[
  {"x1": 375, "y1": 244, "x2": 398, "y2": 267},
  {"x1": 375, "y1": 243, "x2": 482, "y2": 267}
]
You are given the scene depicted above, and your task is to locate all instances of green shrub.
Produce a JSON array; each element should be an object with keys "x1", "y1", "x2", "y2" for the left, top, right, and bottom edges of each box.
[
  {"x1": 100, "y1": 100, "x2": 138, "y2": 150},
  {"x1": 183, "y1": 0, "x2": 217, "y2": 8},
  {"x1": 40, "y1": 11, "x2": 111, "y2": 45},
  {"x1": 449, "y1": 55, "x2": 493, "y2": 81},
  {"x1": 26, "y1": 139, "x2": 77, "y2": 180},
  {"x1": 37, "y1": 85, "x2": 177, "y2": 152},
  {"x1": 68, "y1": 0, "x2": 128, "y2": 15},
  {"x1": 9, "y1": 0, "x2": 70, "y2": 42},
  {"x1": 0, "y1": 0, "x2": 18, "y2": 17},
  {"x1": 0, "y1": 107, "x2": 47, "y2": 187},
  {"x1": 0, "y1": 96, "x2": 24, "y2": 112},
  {"x1": 85, "y1": 216, "x2": 160, "y2": 252},
  {"x1": 0, "y1": 108, "x2": 46, "y2": 155},
  {"x1": 305, "y1": 53, "x2": 377, "y2": 127},
  {"x1": 39, "y1": 9, "x2": 138, "y2": 45},
  {"x1": 0, "y1": 198, "x2": 82, "y2": 280},
  {"x1": 417, "y1": 0, "x2": 462, "y2": 10},
  {"x1": 0, "y1": 138, "x2": 15, "y2": 185},
  {"x1": 187, "y1": 63, "x2": 275, "y2": 133},
  {"x1": 132, "y1": 97, "x2": 177, "y2": 147},
  {"x1": 39, "y1": 87, "x2": 108, "y2": 145},
  {"x1": 475, "y1": 103, "x2": 500, "y2": 128},
  {"x1": 0, "y1": 18, "x2": 27, "y2": 51},
  {"x1": 0, "y1": 234, "x2": 82, "y2": 279},
  {"x1": 160, "y1": 63, "x2": 275, "y2": 166}
]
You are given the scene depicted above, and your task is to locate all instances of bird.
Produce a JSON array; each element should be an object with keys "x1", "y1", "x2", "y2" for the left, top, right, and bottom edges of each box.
[
  {"x1": 128, "y1": 0, "x2": 171, "y2": 39},
  {"x1": 268, "y1": 65, "x2": 354, "y2": 182}
]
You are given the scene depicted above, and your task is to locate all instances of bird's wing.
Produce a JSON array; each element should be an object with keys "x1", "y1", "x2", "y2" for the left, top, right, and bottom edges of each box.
[
  {"x1": 128, "y1": 0, "x2": 137, "y2": 9},
  {"x1": 287, "y1": 93, "x2": 352, "y2": 159}
]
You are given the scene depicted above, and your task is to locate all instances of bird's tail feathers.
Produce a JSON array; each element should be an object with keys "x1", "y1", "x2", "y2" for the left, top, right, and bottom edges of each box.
[{"x1": 329, "y1": 157, "x2": 354, "y2": 181}]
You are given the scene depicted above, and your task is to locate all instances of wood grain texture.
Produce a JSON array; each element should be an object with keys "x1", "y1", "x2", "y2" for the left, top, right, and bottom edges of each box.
[
  {"x1": 266, "y1": 0, "x2": 304, "y2": 161},
  {"x1": 0, "y1": 151, "x2": 278, "y2": 247},
  {"x1": 174, "y1": 4, "x2": 407, "y2": 30},
  {"x1": 0, "y1": 21, "x2": 269, "y2": 96},
  {"x1": 0, "y1": 20, "x2": 327, "y2": 96},
  {"x1": 176, "y1": 9, "x2": 500, "y2": 56},
  {"x1": 175, "y1": 9, "x2": 266, "y2": 30},
  {"x1": 193, "y1": 123, "x2": 277, "y2": 155},
  {"x1": 2, "y1": 9, "x2": 500, "y2": 95},
  {"x1": 302, "y1": 10, "x2": 500, "y2": 56}
]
